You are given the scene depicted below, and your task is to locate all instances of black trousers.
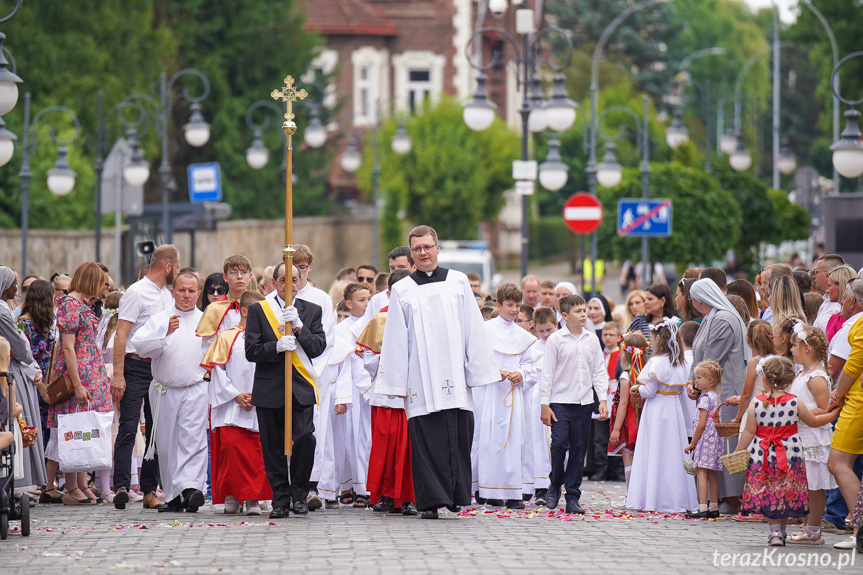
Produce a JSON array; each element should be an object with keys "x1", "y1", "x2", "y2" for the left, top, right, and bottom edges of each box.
[
  {"x1": 549, "y1": 403, "x2": 592, "y2": 504},
  {"x1": 408, "y1": 409, "x2": 473, "y2": 512},
  {"x1": 257, "y1": 403, "x2": 315, "y2": 508},
  {"x1": 112, "y1": 357, "x2": 160, "y2": 493}
]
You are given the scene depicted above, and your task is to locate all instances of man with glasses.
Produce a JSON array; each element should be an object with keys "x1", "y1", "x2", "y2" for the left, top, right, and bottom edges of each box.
[
  {"x1": 358, "y1": 247, "x2": 417, "y2": 334},
  {"x1": 197, "y1": 255, "x2": 253, "y2": 354},
  {"x1": 812, "y1": 254, "x2": 846, "y2": 331},
  {"x1": 377, "y1": 225, "x2": 500, "y2": 519}
]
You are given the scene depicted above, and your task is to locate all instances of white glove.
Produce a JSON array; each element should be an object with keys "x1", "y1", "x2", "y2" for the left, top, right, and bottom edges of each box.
[
  {"x1": 276, "y1": 335, "x2": 297, "y2": 353},
  {"x1": 281, "y1": 305, "x2": 302, "y2": 329}
]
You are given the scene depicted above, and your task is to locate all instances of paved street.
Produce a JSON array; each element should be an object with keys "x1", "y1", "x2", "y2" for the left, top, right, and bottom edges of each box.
[{"x1": 1, "y1": 481, "x2": 858, "y2": 574}]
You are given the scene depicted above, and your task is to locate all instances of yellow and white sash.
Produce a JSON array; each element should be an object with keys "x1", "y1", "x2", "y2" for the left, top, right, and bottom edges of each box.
[{"x1": 257, "y1": 298, "x2": 321, "y2": 405}]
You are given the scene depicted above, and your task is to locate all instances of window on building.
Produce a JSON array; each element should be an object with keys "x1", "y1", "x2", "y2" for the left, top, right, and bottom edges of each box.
[{"x1": 407, "y1": 69, "x2": 432, "y2": 113}]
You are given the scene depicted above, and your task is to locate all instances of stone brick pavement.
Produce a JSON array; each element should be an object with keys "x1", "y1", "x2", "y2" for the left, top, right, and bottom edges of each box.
[{"x1": 1, "y1": 481, "x2": 858, "y2": 574}]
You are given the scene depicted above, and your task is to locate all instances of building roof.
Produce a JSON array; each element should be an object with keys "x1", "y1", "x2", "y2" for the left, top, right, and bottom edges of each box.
[{"x1": 302, "y1": 0, "x2": 398, "y2": 37}]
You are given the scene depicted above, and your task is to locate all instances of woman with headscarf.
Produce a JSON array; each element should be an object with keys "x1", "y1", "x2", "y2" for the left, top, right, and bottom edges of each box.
[
  {"x1": 687, "y1": 278, "x2": 750, "y2": 512},
  {"x1": 587, "y1": 295, "x2": 613, "y2": 344},
  {"x1": 0, "y1": 266, "x2": 47, "y2": 489}
]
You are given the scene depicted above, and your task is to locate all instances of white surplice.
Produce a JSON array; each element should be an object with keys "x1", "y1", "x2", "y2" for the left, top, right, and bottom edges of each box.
[
  {"x1": 476, "y1": 317, "x2": 537, "y2": 501},
  {"x1": 337, "y1": 317, "x2": 373, "y2": 497},
  {"x1": 316, "y1": 335, "x2": 355, "y2": 499},
  {"x1": 527, "y1": 338, "x2": 551, "y2": 491},
  {"x1": 377, "y1": 271, "x2": 500, "y2": 418},
  {"x1": 210, "y1": 331, "x2": 257, "y2": 432},
  {"x1": 626, "y1": 355, "x2": 698, "y2": 513},
  {"x1": 131, "y1": 305, "x2": 207, "y2": 502}
]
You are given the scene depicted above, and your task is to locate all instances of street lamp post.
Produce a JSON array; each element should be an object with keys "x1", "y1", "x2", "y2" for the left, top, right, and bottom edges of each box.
[
  {"x1": 668, "y1": 78, "x2": 713, "y2": 172},
  {"x1": 18, "y1": 92, "x2": 81, "y2": 277},
  {"x1": 587, "y1": 0, "x2": 671, "y2": 296},
  {"x1": 0, "y1": 0, "x2": 23, "y2": 119},
  {"x1": 340, "y1": 111, "x2": 412, "y2": 267},
  {"x1": 594, "y1": 96, "x2": 652, "y2": 285},
  {"x1": 829, "y1": 52, "x2": 863, "y2": 180},
  {"x1": 463, "y1": 5, "x2": 575, "y2": 280}
]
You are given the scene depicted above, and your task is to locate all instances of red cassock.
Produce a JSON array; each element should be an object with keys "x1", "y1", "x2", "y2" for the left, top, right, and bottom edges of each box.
[
  {"x1": 367, "y1": 406, "x2": 415, "y2": 506},
  {"x1": 210, "y1": 425, "x2": 272, "y2": 504}
]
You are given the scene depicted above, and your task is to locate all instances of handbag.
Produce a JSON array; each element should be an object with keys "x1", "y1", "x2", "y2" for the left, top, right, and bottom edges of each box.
[
  {"x1": 17, "y1": 414, "x2": 38, "y2": 448},
  {"x1": 41, "y1": 335, "x2": 74, "y2": 405},
  {"x1": 682, "y1": 453, "x2": 696, "y2": 476},
  {"x1": 57, "y1": 408, "x2": 113, "y2": 472}
]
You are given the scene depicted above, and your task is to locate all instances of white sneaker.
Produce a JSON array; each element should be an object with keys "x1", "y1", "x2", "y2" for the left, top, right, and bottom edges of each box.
[
  {"x1": 128, "y1": 491, "x2": 144, "y2": 502},
  {"x1": 245, "y1": 500, "x2": 262, "y2": 515},
  {"x1": 833, "y1": 536, "x2": 856, "y2": 550},
  {"x1": 224, "y1": 495, "x2": 241, "y2": 514}
]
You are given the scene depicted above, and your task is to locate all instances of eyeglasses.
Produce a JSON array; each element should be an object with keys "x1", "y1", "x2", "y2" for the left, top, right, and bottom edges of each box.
[
  {"x1": 296, "y1": 264, "x2": 310, "y2": 272},
  {"x1": 410, "y1": 244, "x2": 437, "y2": 255},
  {"x1": 227, "y1": 270, "x2": 250, "y2": 278},
  {"x1": 357, "y1": 276, "x2": 375, "y2": 283},
  {"x1": 207, "y1": 288, "x2": 226, "y2": 296}
]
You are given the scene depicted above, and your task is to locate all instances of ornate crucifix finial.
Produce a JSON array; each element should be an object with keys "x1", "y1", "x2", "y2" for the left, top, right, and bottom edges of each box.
[{"x1": 271, "y1": 75, "x2": 308, "y2": 137}]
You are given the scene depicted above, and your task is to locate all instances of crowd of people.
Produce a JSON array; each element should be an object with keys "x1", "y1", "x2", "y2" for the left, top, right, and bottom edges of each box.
[{"x1": 1, "y1": 230, "x2": 862, "y2": 552}]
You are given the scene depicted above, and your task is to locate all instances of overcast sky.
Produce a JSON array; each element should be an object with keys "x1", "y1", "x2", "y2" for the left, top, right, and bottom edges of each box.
[{"x1": 742, "y1": 0, "x2": 799, "y2": 23}]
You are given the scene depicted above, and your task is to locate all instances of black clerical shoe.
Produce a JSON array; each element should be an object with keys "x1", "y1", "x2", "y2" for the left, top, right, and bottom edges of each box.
[
  {"x1": 373, "y1": 496, "x2": 395, "y2": 513},
  {"x1": 421, "y1": 509, "x2": 439, "y2": 519},
  {"x1": 474, "y1": 491, "x2": 487, "y2": 505},
  {"x1": 181, "y1": 488, "x2": 205, "y2": 513},
  {"x1": 522, "y1": 493, "x2": 532, "y2": 502},
  {"x1": 401, "y1": 503, "x2": 418, "y2": 516},
  {"x1": 157, "y1": 496, "x2": 184, "y2": 513},
  {"x1": 505, "y1": 499, "x2": 525, "y2": 510},
  {"x1": 686, "y1": 509, "x2": 719, "y2": 519},
  {"x1": 486, "y1": 499, "x2": 505, "y2": 507},
  {"x1": 113, "y1": 487, "x2": 129, "y2": 510},
  {"x1": 292, "y1": 501, "x2": 309, "y2": 515},
  {"x1": 545, "y1": 486, "x2": 560, "y2": 509},
  {"x1": 269, "y1": 505, "x2": 288, "y2": 519},
  {"x1": 565, "y1": 501, "x2": 585, "y2": 515}
]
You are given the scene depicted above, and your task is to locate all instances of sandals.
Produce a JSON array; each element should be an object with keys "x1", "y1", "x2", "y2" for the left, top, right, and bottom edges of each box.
[
  {"x1": 339, "y1": 492, "x2": 354, "y2": 505},
  {"x1": 38, "y1": 489, "x2": 64, "y2": 504},
  {"x1": 768, "y1": 531, "x2": 786, "y2": 547},
  {"x1": 353, "y1": 495, "x2": 369, "y2": 508},
  {"x1": 62, "y1": 495, "x2": 96, "y2": 505}
]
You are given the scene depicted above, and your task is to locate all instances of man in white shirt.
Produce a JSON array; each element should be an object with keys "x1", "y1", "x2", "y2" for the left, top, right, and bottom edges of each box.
[
  {"x1": 111, "y1": 245, "x2": 179, "y2": 510},
  {"x1": 828, "y1": 280, "x2": 863, "y2": 380},
  {"x1": 131, "y1": 272, "x2": 207, "y2": 513},
  {"x1": 539, "y1": 294, "x2": 608, "y2": 514}
]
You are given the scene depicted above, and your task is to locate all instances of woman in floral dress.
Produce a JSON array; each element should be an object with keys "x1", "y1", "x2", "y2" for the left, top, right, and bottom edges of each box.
[
  {"x1": 17, "y1": 279, "x2": 59, "y2": 500},
  {"x1": 47, "y1": 262, "x2": 113, "y2": 505}
]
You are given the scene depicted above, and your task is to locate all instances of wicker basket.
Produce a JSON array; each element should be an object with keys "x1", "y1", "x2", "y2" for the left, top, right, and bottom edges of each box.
[
  {"x1": 721, "y1": 450, "x2": 749, "y2": 475},
  {"x1": 711, "y1": 399, "x2": 741, "y2": 438}
]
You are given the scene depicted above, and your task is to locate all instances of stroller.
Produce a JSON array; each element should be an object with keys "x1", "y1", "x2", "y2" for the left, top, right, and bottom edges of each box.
[{"x1": 0, "y1": 370, "x2": 30, "y2": 539}]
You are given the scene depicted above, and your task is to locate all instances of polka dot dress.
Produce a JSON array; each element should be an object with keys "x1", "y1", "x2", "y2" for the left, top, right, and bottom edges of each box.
[{"x1": 741, "y1": 393, "x2": 809, "y2": 519}]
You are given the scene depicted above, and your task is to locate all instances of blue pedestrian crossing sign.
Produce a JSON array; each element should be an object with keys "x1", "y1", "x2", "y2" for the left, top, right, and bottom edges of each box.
[
  {"x1": 188, "y1": 162, "x2": 222, "y2": 203},
  {"x1": 617, "y1": 199, "x2": 672, "y2": 237}
]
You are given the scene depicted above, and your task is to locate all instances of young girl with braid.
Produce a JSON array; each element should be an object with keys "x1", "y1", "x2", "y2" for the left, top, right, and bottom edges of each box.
[
  {"x1": 787, "y1": 323, "x2": 835, "y2": 545},
  {"x1": 608, "y1": 331, "x2": 647, "y2": 491}
]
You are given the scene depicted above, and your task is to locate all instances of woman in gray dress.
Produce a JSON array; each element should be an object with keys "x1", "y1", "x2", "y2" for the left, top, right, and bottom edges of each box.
[
  {"x1": 0, "y1": 266, "x2": 47, "y2": 488},
  {"x1": 687, "y1": 278, "x2": 749, "y2": 511}
]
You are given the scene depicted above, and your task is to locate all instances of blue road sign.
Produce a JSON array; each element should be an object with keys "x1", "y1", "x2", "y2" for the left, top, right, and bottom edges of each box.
[
  {"x1": 617, "y1": 198, "x2": 672, "y2": 237},
  {"x1": 188, "y1": 162, "x2": 222, "y2": 203}
]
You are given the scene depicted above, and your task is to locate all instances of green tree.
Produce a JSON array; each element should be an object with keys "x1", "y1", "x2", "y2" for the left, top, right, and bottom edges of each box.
[
  {"x1": 595, "y1": 162, "x2": 741, "y2": 266},
  {"x1": 355, "y1": 97, "x2": 518, "y2": 250}
]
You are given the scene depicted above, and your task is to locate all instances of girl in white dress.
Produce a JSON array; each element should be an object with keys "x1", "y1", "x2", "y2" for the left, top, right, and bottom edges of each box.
[
  {"x1": 788, "y1": 323, "x2": 835, "y2": 545},
  {"x1": 626, "y1": 317, "x2": 698, "y2": 513}
]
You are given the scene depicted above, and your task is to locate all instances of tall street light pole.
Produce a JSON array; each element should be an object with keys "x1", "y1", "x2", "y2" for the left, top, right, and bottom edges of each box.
[
  {"x1": 463, "y1": 3, "x2": 575, "y2": 280},
  {"x1": 159, "y1": 69, "x2": 211, "y2": 244},
  {"x1": 18, "y1": 93, "x2": 81, "y2": 277},
  {"x1": 770, "y1": 1, "x2": 780, "y2": 190},
  {"x1": 588, "y1": 0, "x2": 671, "y2": 296}
]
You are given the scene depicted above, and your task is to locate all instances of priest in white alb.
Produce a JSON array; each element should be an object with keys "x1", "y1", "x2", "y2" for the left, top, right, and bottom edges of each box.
[
  {"x1": 131, "y1": 272, "x2": 208, "y2": 513},
  {"x1": 377, "y1": 225, "x2": 500, "y2": 519}
]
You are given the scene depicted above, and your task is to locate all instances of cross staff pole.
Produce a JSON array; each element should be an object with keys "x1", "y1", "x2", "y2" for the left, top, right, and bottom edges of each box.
[{"x1": 271, "y1": 75, "x2": 307, "y2": 455}]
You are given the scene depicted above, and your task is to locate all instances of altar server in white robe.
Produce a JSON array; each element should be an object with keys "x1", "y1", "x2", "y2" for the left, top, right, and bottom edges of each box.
[
  {"x1": 202, "y1": 290, "x2": 272, "y2": 515},
  {"x1": 528, "y1": 306, "x2": 555, "y2": 504},
  {"x1": 131, "y1": 272, "x2": 208, "y2": 512},
  {"x1": 476, "y1": 284, "x2": 537, "y2": 508},
  {"x1": 337, "y1": 283, "x2": 373, "y2": 504},
  {"x1": 377, "y1": 226, "x2": 500, "y2": 519},
  {"x1": 316, "y1": 323, "x2": 355, "y2": 506}
]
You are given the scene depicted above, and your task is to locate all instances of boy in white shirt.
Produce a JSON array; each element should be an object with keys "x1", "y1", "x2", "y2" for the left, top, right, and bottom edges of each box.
[{"x1": 539, "y1": 294, "x2": 608, "y2": 514}]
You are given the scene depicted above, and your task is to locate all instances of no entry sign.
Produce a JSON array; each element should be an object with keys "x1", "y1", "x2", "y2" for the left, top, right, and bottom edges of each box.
[{"x1": 563, "y1": 193, "x2": 603, "y2": 234}]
